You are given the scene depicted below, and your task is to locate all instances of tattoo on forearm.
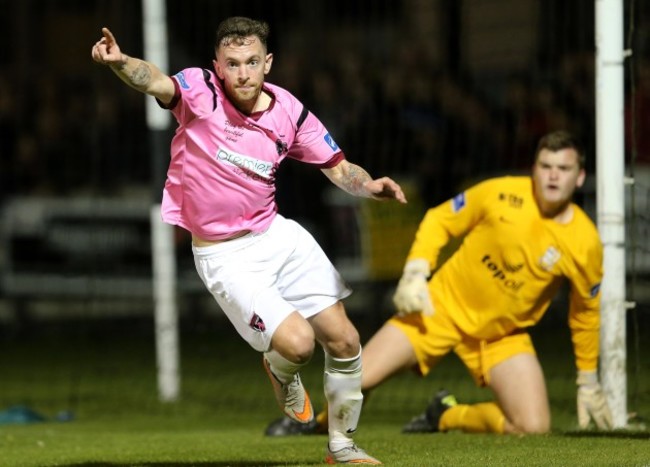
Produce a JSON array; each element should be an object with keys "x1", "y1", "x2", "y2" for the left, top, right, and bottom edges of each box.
[
  {"x1": 130, "y1": 62, "x2": 152, "y2": 88},
  {"x1": 341, "y1": 164, "x2": 372, "y2": 196}
]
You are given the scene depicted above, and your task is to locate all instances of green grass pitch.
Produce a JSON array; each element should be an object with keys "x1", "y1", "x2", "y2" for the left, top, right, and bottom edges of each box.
[{"x1": 0, "y1": 314, "x2": 648, "y2": 466}]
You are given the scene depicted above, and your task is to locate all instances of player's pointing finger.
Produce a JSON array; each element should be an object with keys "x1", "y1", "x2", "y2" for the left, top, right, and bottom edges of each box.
[{"x1": 102, "y1": 27, "x2": 116, "y2": 44}]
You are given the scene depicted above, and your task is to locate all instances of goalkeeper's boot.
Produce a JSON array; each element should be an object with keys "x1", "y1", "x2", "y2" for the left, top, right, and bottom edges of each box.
[
  {"x1": 263, "y1": 357, "x2": 314, "y2": 424},
  {"x1": 402, "y1": 388, "x2": 458, "y2": 433},
  {"x1": 265, "y1": 415, "x2": 326, "y2": 436},
  {"x1": 325, "y1": 444, "x2": 382, "y2": 465}
]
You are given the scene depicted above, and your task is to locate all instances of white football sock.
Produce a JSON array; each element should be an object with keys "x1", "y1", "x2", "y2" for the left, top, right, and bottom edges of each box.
[
  {"x1": 263, "y1": 349, "x2": 305, "y2": 384},
  {"x1": 324, "y1": 347, "x2": 363, "y2": 451}
]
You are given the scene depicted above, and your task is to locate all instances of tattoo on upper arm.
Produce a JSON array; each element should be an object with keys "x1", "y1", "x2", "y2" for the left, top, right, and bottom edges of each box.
[{"x1": 130, "y1": 63, "x2": 152, "y2": 87}]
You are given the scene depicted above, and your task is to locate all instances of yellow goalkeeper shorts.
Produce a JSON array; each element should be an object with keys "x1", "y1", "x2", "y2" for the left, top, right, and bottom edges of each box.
[{"x1": 388, "y1": 311, "x2": 536, "y2": 387}]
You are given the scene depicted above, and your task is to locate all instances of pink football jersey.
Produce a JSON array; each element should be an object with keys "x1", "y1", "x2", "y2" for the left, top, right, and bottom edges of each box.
[{"x1": 159, "y1": 67, "x2": 343, "y2": 240}]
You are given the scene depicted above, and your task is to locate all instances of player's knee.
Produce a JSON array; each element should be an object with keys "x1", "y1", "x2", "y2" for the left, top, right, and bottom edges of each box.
[
  {"x1": 285, "y1": 334, "x2": 316, "y2": 364},
  {"x1": 324, "y1": 324, "x2": 360, "y2": 359},
  {"x1": 512, "y1": 415, "x2": 550, "y2": 434},
  {"x1": 272, "y1": 324, "x2": 315, "y2": 364}
]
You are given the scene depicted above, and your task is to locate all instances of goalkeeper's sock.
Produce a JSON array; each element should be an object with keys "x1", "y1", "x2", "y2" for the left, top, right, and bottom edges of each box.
[
  {"x1": 440, "y1": 402, "x2": 505, "y2": 434},
  {"x1": 263, "y1": 349, "x2": 306, "y2": 384},
  {"x1": 316, "y1": 407, "x2": 329, "y2": 427},
  {"x1": 323, "y1": 347, "x2": 363, "y2": 452}
]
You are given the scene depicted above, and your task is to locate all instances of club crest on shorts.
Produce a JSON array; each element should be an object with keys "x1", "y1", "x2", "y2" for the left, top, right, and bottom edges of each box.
[{"x1": 249, "y1": 313, "x2": 266, "y2": 332}]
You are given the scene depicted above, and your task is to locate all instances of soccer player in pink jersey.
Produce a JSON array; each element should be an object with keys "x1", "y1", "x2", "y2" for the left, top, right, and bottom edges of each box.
[{"x1": 92, "y1": 16, "x2": 405, "y2": 465}]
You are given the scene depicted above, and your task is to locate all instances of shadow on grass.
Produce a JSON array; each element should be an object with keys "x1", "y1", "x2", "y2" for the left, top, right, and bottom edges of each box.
[
  {"x1": 562, "y1": 430, "x2": 650, "y2": 440},
  {"x1": 58, "y1": 462, "x2": 323, "y2": 466}
]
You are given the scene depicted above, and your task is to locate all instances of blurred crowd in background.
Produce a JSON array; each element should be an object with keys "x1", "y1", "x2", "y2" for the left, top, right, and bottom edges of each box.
[{"x1": 0, "y1": 0, "x2": 648, "y2": 261}]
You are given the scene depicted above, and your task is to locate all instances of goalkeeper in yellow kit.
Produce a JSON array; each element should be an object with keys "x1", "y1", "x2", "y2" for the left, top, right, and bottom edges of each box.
[{"x1": 266, "y1": 130, "x2": 613, "y2": 436}]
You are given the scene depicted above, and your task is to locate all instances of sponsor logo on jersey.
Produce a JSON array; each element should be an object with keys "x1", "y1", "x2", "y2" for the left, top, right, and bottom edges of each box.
[
  {"x1": 451, "y1": 193, "x2": 466, "y2": 213},
  {"x1": 216, "y1": 147, "x2": 275, "y2": 180},
  {"x1": 590, "y1": 283, "x2": 601, "y2": 298},
  {"x1": 503, "y1": 261, "x2": 524, "y2": 273},
  {"x1": 324, "y1": 133, "x2": 339, "y2": 151},
  {"x1": 539, "y1": 246, "x2": 561, "y2": 271},
  {"x1": 498, "y1": 192, "x2": 524, "y2": 208},
  {"x1": 249, "y1": 313, "x2": 266, "y2": 332},
  {"x1": 482, "y1": 254, "x2": 524, "y2": 291},
  {"x1": 175, "y1": 71, "x2": 190, "y2": 90}
]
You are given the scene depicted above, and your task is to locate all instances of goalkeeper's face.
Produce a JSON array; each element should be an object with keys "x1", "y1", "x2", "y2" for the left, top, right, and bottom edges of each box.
[{"x1": 532, "y1": 148, "x2": 586, "y2": 217}]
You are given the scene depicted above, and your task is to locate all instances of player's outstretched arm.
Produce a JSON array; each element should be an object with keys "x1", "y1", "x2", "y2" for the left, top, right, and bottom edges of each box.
[
  {"x1": 91, "y1": 27, "x2": 175, "y2": 104},
  {"x1": 322, "y1": 159, "x2": 407, "y2": 203}
]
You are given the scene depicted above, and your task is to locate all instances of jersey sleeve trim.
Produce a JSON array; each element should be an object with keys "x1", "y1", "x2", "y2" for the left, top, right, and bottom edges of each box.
[
  {"x1": 156, "y1": 77, "x2": 181, "y2": 110},
  {"x1": 315, "y1": 151, "x2": 345, "y2": 169}
]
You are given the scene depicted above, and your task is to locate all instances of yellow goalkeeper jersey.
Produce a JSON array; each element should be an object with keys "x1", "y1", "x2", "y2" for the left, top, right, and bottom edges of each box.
[{"x1": 408, "y1": 176, "x2": 603, "y2": 371}]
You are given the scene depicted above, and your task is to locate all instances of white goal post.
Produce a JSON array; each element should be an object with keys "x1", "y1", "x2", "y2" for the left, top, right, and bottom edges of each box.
[
  {"x1": 142, "y1": 0, "x2": 180, "y2": 402},
  {"x1": 595, "y1": 0, "x2": 628, "y2": 428}
]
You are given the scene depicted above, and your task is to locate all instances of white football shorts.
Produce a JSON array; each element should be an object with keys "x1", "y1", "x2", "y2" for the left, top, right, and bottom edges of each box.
[{"x1": 192, "y1": 214, "x2": 352, "y2": 352}]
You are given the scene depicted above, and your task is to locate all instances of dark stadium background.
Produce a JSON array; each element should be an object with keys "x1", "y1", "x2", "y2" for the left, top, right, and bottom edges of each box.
[{"x1": 0, "y1": 0, "x2": 647, "y2": 428}]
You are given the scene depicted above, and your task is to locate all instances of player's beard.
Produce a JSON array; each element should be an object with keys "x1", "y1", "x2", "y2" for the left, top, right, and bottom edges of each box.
[{"x1": 229, "y1": 83, "x2": 261, "y2": 113}]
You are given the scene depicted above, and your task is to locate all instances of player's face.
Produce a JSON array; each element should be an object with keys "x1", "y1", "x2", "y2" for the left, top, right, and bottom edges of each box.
[
  {"x1": 532, "y1": 148, "x2": 585, "y2": 217},
  {"x1": 213, "y1": 36, "x2": 273, "y2": 114}
]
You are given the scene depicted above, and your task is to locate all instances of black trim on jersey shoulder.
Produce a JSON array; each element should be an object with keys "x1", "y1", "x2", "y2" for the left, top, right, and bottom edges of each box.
[
  {"x1": 297, "y1": 106, "x2": 309, "y2": 129},
  {"x1": 202, "y1": 68, "x2": 218, "y2": 111}
]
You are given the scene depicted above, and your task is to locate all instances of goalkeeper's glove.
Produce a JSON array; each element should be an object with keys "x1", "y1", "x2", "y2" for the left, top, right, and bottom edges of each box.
[
  {"x1": 576, "y1": 369, "x2": 613, "y2": 430},
  {"x1": 392, "y1": 259, "x2": 434, "y2": 316}
]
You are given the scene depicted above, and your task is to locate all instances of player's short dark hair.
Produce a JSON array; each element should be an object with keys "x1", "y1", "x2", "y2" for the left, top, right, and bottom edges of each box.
[
  {"x1": 215, "y1": 16, "x2": 270, "y2": 51},
  {"x1": 535, "y1": 130, "x2": 586, "y2": 169}
]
